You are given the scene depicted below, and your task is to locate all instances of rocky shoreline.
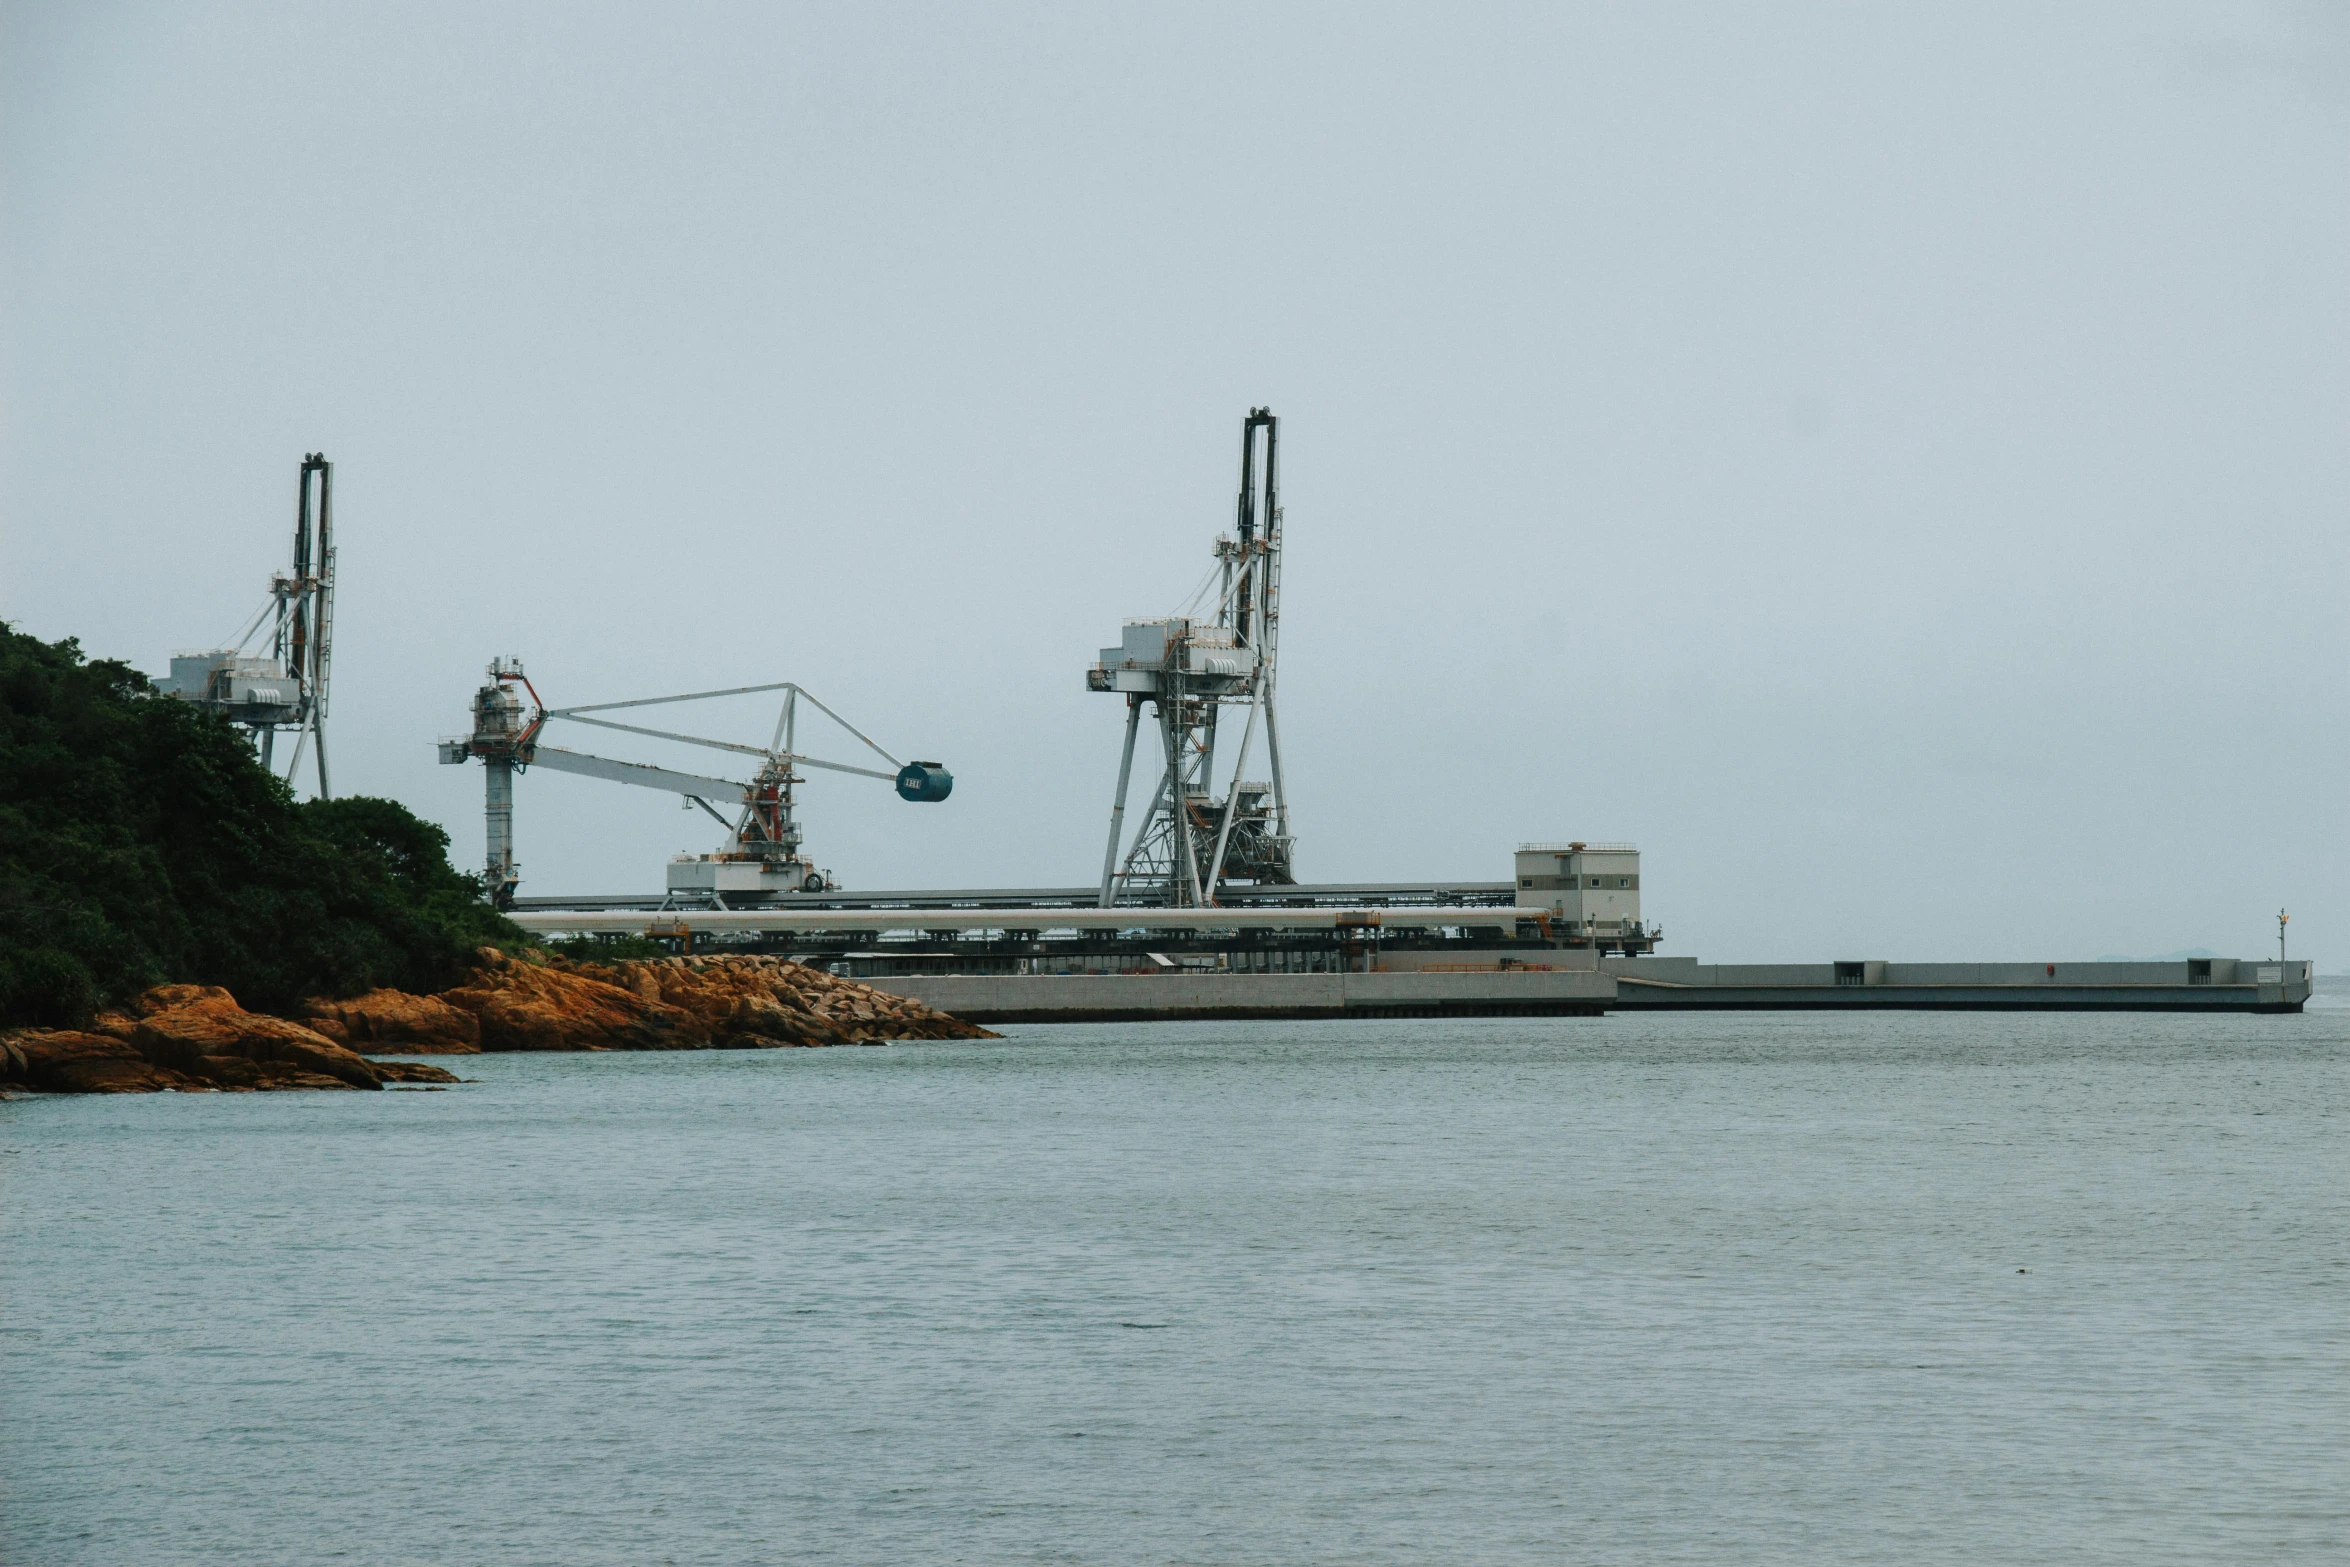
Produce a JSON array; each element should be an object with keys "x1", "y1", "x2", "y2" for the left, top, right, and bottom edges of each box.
[{"x1": 1, "y1": 950, "x2": 996, "y2": 1095}]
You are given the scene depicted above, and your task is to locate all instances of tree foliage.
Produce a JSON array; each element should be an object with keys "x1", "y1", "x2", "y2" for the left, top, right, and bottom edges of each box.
[
  {"x1": 542, "y1": 934, "x2": 677, "y2": 965},
  {"x1": 0, "y1": 622, "x2": 521, "y2": 1026}
]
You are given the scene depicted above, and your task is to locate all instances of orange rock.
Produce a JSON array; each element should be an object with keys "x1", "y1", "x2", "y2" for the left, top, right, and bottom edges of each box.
[
  {"x1": 7, "y1": 954, "x2": 995, "y2": 1086},
  {"x1": 132, "y1": 1003, "x2": 384, "y2": 1090},
  {"x1": 5, "y1": 995, "x2": 462, "y2": 1095},
  {"x1": 720, "y1": 994, "x2": 824, "y2": 1047},
  {"x1": 420, "y1": 951, "x2": 994, "y2": 1051},
  {"x1": 46, "y1": 1056, "x2": 201, "y2": 1092},
  {"x1": 575, "y1": 953, "x2": 993, "y2": 1045},
  {"x1": 1, "y1": 1030, "x2": 191, "y2": 1093},
  {"x1": 438, "y1": 949, "x2": 708, "y2": 1051},
  {"x1": 193, "y1": 1053, "x2": 268, "y2": 1089},
  {"x1": 372, "y1": 1059, "x2": 463, "y2": 1084},
  {"x1": 130, "y1": 984, "x2": 239, "y2": 1017},
  {"x1": 302, "y1": 989, "x2": 482, "y2": 1054}
]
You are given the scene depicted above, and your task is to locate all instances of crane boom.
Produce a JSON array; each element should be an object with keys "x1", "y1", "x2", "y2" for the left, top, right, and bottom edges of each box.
[
  {"x1": 440, "y1": 661, "x2": 952, "y2": 908},
  {"x1": 523, "y1": 745, "x2": 747, "y2": 801}
]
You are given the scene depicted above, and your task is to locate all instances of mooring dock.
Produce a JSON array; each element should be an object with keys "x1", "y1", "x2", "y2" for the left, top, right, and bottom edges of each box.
[
  {"x1": 1598, "y1": 957, "x2": 2312, "y2": 1014},
  {"x1": 861, "y1": 969, "x2": 1613, "y2": 1023},
  {"x1": 422, "y1": 406, "x2": 2304, "y2": 1026},
  {"x1": 859, "y1": 959, "x2": 2310, "y2": 1021},
  {"x1": 504, "y1": 906, "x2": 2311, "y2": 1016}
]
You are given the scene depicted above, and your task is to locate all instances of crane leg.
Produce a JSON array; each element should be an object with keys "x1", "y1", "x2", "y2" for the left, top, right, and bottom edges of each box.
[
  {"x1": 1097, "y1": 697, "x2": 1142, "y2": 907},
  {"x1": 485, "y1": 756, "x2": 517, "y2": 908}
]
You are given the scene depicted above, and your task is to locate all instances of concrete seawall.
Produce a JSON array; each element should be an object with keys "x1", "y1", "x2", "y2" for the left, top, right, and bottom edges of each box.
[
  {"x1": 866, "y1": 959, "x2": 2311, "y2": 1022},
  {"x1": 510, "y1": 905, "x2": 2307, "y2": 1015},
  {"x1": 865, "y1": 969, "x2": 1613, "y2": 1023},
  {"x1": 1602, "y1": 957, "x2": 2311, "y2": 1013}
]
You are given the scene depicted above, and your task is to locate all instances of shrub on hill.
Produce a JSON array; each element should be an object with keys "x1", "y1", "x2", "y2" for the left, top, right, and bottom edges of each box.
[
  {"x1": 0, "y1": 622, "x2": 521, "y2": 1028},
  {"x1": 543, "y1": 934, "x2": 678, "y2": 965}
]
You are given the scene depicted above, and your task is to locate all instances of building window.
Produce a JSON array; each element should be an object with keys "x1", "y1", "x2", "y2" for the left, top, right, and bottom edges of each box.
[
  {"x1": 1618, "y1": 878, "x2": 1630, "y2": 888},
  {"x1": 1520, "y1": 878, "x2": 1532, "y2": 888}
]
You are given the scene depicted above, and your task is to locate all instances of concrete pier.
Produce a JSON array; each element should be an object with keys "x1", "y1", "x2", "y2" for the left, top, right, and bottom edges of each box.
[
  {"x1": 506, "y1": 906, "x2": 2311, "y2": 1017},
  {"x1": 1601, "y1": 957, "x2": 2313, "y2": 1013},
  {"x1": 864, "y1": 968, "x2": 1614, "y2": 1024},
  {"x1": 859, "y1": 959, "x2": 2312, "y2": 1021},
  {"x1": 863, "y1": 959, "x2": 2311, "y2": 1021}
]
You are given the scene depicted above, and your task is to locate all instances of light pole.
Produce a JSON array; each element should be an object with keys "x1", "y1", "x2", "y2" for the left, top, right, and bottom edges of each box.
[{"x1": 2278, "y1": 909, "x2": 2289, "y2": 963}]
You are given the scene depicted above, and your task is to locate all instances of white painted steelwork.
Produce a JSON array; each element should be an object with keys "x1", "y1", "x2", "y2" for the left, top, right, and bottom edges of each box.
[
  {"x1": 440, "y1": 664, "x2": 946, "y2": 909},
  {"x1": 1087, "y1": 407, "x2": 1292, "y2": 908},
  {"x1": 160, "y1": 454, "x2": 337, "y2": 797}
]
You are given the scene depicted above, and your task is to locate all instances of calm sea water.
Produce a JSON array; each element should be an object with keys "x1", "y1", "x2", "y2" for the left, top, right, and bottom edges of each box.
[{"x1": 5, "y1": 997, "x2": 2346, "y2": 1565}]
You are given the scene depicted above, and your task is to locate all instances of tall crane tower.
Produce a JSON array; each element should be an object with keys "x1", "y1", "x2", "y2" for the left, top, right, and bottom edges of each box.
[
  {"x1": 1087, "y1": 407, "x2": 1294, "y2": 907},
  {"x1": 160, "y1": 454, "x2": 337, "y2": 797}
]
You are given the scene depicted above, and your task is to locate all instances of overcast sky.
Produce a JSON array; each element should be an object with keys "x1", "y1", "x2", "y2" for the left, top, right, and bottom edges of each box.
[{"x1": 6, "y1": 2, "x2": 2345, "y2": 964}]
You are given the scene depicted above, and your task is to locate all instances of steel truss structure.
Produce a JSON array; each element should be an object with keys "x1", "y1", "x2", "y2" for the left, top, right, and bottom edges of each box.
[
  {"x1": 160, "y1": 454, "x2": 337, "y2": 797},
  {"x1": 441, "y1": 664, "x2": 949, "y2": 909},
  {"x1": 1088, "y1": 407, "x2": 1294, "y2": 907}
]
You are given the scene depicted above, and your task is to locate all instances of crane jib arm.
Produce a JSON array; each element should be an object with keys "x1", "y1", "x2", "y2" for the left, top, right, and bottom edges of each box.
[{"x1": 523, "y1": 745, "x2": 748, "y2": 801}]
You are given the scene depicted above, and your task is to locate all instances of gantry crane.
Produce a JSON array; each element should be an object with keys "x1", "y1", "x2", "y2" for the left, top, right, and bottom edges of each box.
[
  {"x1": 160, "y1": 454, "x2": 337, "y2": 797},
  {"x1": 1087, "y1": 407, "x2": 1294, "y2": 906},
  {"x1": 439, "y1": 660, "x2": 951, "y2": 908}
]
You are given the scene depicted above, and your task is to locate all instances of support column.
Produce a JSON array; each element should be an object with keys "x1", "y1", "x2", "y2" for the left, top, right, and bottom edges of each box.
[
  {"x1": 1203, "y1": 687, "x2": 1260, "y2": 900},
  {"x1": 1170, "y1": 700, "x2": 1202, "y2": 907},
  {"x1": 485, "y1": 756, "x2": 517, "y2": 908},
  {"x1": 1261, "y1": 690, "x2": 1288, "y2": 844},
  {"x1": 1097, "y1": 696, "x2": 1143, "y2": 907}
]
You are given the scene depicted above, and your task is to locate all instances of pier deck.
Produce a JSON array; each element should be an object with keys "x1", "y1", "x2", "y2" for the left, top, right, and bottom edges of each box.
[
  {"x1": 866, "y1": 969, "x2": 1612, "y2": 1024},
  {"x1": 1601, "y1": 958, "x2": 2311, "y2": 1013},
  {"x1": 506, "y1": 903, "x2": 2311, "y2": 1016}
]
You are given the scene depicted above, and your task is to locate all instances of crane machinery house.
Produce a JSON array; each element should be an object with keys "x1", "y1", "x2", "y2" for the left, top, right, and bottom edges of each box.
[
  {"x1": 1517, "y1": 843, "x2": 1642, "y2": 938},
  {"x1": 157, "y1": 454, "x2": 337, "y2": 796}
]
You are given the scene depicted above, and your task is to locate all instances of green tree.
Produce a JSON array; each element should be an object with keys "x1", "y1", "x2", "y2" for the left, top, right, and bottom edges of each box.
[{"x1": 0, "y1": 623, "x2": 521, "y2": 1026}]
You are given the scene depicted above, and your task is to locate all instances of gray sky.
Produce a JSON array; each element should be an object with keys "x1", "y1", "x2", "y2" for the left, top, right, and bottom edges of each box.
[{"x1": 6, "y1": 2, "x2": 2346, "y2": 965}]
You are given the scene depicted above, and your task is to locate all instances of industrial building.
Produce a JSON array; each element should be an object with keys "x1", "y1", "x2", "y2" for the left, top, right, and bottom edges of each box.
[
  {"x1": 436, "y1": 407, "x2": 2300, "y2": 1015},
  {"x1": 1515, "y1": 843, "x2": 1646, "y2": 942},
  {"x1": 138, "y1": 431, "x2": 2305, "y2": 1017}
]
